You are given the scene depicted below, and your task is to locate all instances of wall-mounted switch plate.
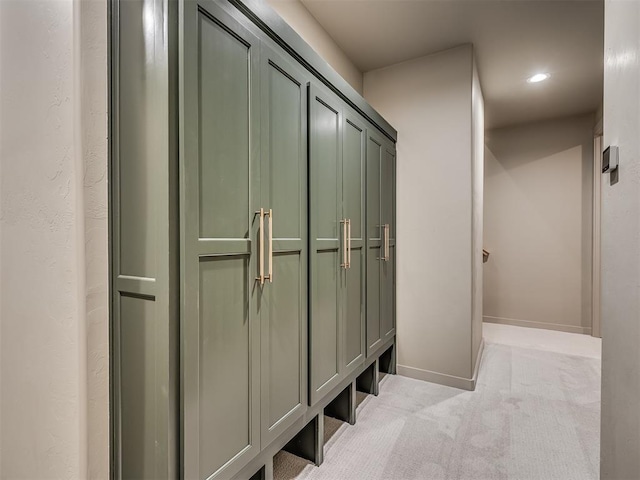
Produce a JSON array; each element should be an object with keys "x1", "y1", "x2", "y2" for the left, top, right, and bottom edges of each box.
[{"x1": 603, "y1": 145, "x2": 619, "y2": 173}]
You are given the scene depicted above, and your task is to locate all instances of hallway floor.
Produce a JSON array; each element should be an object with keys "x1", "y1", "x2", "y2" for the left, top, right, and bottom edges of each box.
[{"x1": 275, "y1": 324, "x2": 601, "y2": 480}]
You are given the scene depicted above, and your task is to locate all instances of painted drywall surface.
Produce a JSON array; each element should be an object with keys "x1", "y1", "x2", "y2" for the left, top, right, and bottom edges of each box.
[
  {"x1": 483, "y1": 114, "x2": 594, "y2": 335},
  {"x1": 267, "y1": 0, "x2": 363, "y2": 94},
  {"x1": 0, "y1": 0, "x2": 85, "y2": 477},
  {"x1": 364, "y1": 45, "x2": 478, "y2": 383},
  {"x1": 0, "y1": 0, "x2": 109, "y2": 477},
  {"x1": 471, "y1": 57, "x2": 484, "y2": 371},
  {"x1": 600, "y1": 0, "x2": 640, "y2": 477},
  {"x1": 81, "y1": 0, "x2": 110, "y2": 477}
]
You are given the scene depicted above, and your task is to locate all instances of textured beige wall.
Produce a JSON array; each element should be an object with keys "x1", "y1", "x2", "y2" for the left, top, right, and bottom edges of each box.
[
  {"x1": 364, "y1": 45, "x2": 482, "y2": 389},
  {"x1": 0, "y1": 0, "x2": 109, "y2": 477},
  {"x1": 483, "y1": 114, "x2": 594, "y2": 335},
  {"x1": 81, "y1": 0, "x2": 110, "y2": 477},
  {"x1": 1, "y1": 1, "x2": 86, "y2": 476},
  {"x1": 600, "y1": 0, "x2": 640, "y2": 477},
  {"x1": 267, "y1": 0, "x2": 363, "y2": 94}
]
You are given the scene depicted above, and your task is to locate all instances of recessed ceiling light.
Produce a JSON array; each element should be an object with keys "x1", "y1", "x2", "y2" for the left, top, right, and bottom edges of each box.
[{"x1": 527, "y1": 73, "x2": 550, "y2": 83}]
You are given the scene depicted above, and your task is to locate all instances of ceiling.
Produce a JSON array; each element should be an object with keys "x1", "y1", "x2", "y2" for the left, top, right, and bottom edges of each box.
[{"x1": 299, "y1": 0, "x2": 604, "y2": 128}]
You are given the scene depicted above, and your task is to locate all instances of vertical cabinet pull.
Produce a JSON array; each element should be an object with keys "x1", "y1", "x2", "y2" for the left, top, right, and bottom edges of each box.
[
  {"x1": 256, "y1": 208, "x2": 265, "y2": 284},
  {"x1": 384, "y1": 224, "x2": 390, "y2": 262},
  {"x1": 267, "y1": 209, "x2": 273, "y2": 283},
  {"x1": 256, "y1": 208, "x2": 273, "y2": 285},
  {"x1": 347, "y1": 219, "x2": 352, "y2": 269},
  {"x1": 340, "y1": 219, "x2": 348, "y2": 268}
]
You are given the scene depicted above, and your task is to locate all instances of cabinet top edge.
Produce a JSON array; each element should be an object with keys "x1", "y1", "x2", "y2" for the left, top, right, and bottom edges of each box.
[{"x1": 226, "y1": 0, "x2": 398, "y2": 143}]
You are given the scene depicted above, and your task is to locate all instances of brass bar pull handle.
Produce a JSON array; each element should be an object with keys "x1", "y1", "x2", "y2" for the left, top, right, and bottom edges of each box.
[
  {"x1": 267, "y1": 209, "x2": 273, "y2": 283},
  {"x1": 384, "y1": 224, "x2": 390, "y2": 262},
  {"x1": 256, "y1": 208, "x2": 265, "y2": 285},
  {"x1": 376, "y1": 224, "x2": 382, "y2": 261},
  {"x1": 340, "y1": 219, "x2": 347, "y2": 268},
  {"x1": 347, "y1": 219, "x2": 352, "y2": 268}
]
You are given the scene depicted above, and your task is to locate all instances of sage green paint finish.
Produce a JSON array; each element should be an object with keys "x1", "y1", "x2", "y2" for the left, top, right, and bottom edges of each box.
[
  {"x1": 309, "y1": 86, "x2": 367, "y2": 405},
  {"x1": 199, "y1": 256, "x2": 252, "y2": 475},
  {"x1": 111, "y1": 0, "x2": 178, "y2": 478},
  {"x1": 198, "y1": 13, "x2": 251, "y2": 240},
  {"x1": 381, "y1": 144, "x2": 397, "y2": 343},
  {"x1": 314, "y1": 99, "x2": 341, "y2": 240},
  {"x1": 366, "y1": 129, "x2": 383, "y2": 356},
  {"x1": 259, "y1": 43, "x2": 309, "y2": 446},
  {"x1": 265, "y1": 253, "x2": 302, "y2": 427},
  {"x1": 114, "y1": 0, "x2": 396, "y2": 476},
  {"x1": 314, "y1": 251, "x2": 340, "y2": 387},
  {"x1": 342, "y1": 112, "x2": 366, "y2": 374},
  {"x1": 181, "y1": 2, "x2": 261, "y2": 478},
  {"x1": 118, "y1": 0, "x2": 157, "y2": 277},
  {"x1": 366, "y1": 129, "x2": 396, "y2": 357},
  {"x1": 309, "y1": 84, "x2": 343, "y2": 405},
  {"x1": 119, "y1": 295, "x2": 157, "y2": 480},
  {"x1": 345, "y1": 253, "x2": 364, "y2": 366}
]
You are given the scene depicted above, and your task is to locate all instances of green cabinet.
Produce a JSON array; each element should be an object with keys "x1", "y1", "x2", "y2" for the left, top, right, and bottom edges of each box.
[
  {"x1": 381, "y1": 142, "x2": 397, "y2": 346},
  {"x1": 259, "y1": 43, "x2": 309, "y2": 447},
  {"x1": 342, "y1": 111, "x2": 367, "y2": 377},
  {"x1": 309, "y1": 85, "x2": 366, "y2": 406},
  {"x1": 181, "y1": 3, "x2": 308, "y2": 479},
  {"x1": 366, "y1": 129, "x2": 396, "y2": 357},
  {"x1": 114, "y1": 0, "x2": 397, "y2": 477},
  {"x1": 181, "y1": 4, "x2": 262, "y2": 479}
]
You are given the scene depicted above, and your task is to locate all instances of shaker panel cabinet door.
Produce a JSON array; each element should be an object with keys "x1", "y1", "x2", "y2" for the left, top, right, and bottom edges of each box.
[
  {"x1": 365, "y1": 129, "x2": 383, "y2": 357},
  {"x1": 308, "y1": 84, "x2": 343, "y2": 406},
  {"x1": 381, "y1": 142, "x2": 397, "y2": 343},
  {"x1": 342, "y1": 111, "x2": 366, "y2": 376},
  {"x1": 259, "y1": 44, "x2": 309, "y2": 446},
  {"x1": 181, "y1": 3, "x2": 261, "y2": 479}
]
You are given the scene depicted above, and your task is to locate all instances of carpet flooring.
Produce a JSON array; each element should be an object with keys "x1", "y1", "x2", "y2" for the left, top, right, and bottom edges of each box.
[{"x1": 274, "y1": 340, "x2": 601, "y2": 480}]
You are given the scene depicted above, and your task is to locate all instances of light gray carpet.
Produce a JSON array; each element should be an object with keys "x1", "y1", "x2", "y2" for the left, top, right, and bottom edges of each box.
[{"x1": 274, "y1": 341, "x2": 600, "y2": 480}]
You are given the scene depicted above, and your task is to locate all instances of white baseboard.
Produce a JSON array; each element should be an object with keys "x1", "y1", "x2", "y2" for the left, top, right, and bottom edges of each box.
[
  {"x1": 397, "y1": 340, "x2": 485, "y2": 392},
  {"x1": 483, "y1": 315, "x2": 592, "y2": 335}
]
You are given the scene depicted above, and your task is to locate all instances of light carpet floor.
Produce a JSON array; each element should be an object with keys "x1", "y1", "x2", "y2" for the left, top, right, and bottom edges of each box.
[{"x1": 274, "y1": 341, "x2": 600, "y2": 480}]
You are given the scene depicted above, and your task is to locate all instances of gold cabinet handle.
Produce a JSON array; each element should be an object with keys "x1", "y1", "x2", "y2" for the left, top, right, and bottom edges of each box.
[
  {"x1": 384, "y1": 224, "x2": 390, "y2": 262},
  {"x1": 256, "y1": 208, "x2": 265, "y2": 285},
  {"x1": 267, "y1": 209, "x2": 273, "y2": 283},
  {"x1": 340, "y1": 219, "x2": 347, "y2": 268},
  {"x1": 347, "y1": 219, "x2": 352, "y2": 268}
]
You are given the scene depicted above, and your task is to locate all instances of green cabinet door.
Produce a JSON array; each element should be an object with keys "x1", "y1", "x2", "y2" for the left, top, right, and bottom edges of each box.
[
  {"x1": 365, "y1": 128, "x2": 384, "y2": 356},
  {"x1": 181, "y1": 3, "x2": 261, "y2": 479},
  {"x1": 259, "y1": 44, "x2": 308, "y2": 445},
  {"x1": 308, "y1": 83, "x2": 344, "y2": 406},
  {"x1": 342, "y1": 110, "x2": 366, "y2": 376},
  {"x1": 381, "y1": 141, "x2": 397, "y2": 344}
]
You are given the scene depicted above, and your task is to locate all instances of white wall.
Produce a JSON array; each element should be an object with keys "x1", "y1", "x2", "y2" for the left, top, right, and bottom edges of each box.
[
  {"x1": 0, "y1": 0, "x2": 109, "y2": 477},
  {"x1": 267, "y1": 0, "x2": 363, "y2": 94},
  {"x1": 364, "y1": 45, "x2": 484, "y2": 390},
  {"x1": 600, "y1": 0, "x2": 640, "y2": 477},
  {"x1": 484, "y1": 114, "x2": 594, "y2": 335}
]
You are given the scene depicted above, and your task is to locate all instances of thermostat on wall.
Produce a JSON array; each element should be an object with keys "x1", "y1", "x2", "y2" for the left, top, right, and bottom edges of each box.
[{"x1": 603, "y1": 145, "x2": 619, "y2": 173}]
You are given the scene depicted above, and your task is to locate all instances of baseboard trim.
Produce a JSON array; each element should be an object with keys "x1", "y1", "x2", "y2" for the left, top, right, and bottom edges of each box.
[
  {"x1": 397, "y1": 339, "x2": 485, "y2": 392},
  {"x1": 397, "y1": 365, "x2": 474, "y2": 392},
  {"x1": 483, "y1": 315, "x2": 592, "y2": 335},
  {"x1": 471, "y1": 339, "x2": 485, "y2": 386}
]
